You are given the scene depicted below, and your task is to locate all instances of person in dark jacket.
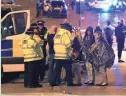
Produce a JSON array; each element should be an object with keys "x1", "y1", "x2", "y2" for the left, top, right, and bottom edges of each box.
[
  {"x1": 104, "y1": 21, "x2": 115, "y2": 47},
  {"x1": 71, "y1": 28, "x2": 82, "y2": 86},
  {"x1": 115, "y1": 19, "x2": 126, "y2": 62},
  {"x1": 83, "y1": 26, "x2": 95, "y2": 85},
  {"x1": 47, "y1": 25, "x2": 58, "y2": 83},
  {"x1": 104, "y1": 27, "x2": 113, "y2": 47}
]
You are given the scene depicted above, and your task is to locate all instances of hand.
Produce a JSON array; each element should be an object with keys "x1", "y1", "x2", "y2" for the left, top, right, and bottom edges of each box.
[{"x1": 71, "y1": 52, "x2": 76, "y2": 56}]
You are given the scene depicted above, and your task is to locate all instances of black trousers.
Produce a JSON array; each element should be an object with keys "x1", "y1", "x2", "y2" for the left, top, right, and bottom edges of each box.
[
  {"x1": 39, "y1": 59, "x2": 46, "y2": 81},
  {"x1": 50, "y1": 59, "x2": 73, "y2": 85},
  {"x1": 24, "y1": 60, "x2": 40, "y2": 87},
  {"x1": 117, "y1": 38, "x2": 125, "y2": 60}
]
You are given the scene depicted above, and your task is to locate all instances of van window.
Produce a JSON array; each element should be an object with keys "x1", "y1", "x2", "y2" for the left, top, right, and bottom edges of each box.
[
  {"x1": 14, "y1": 13, "x2": 27, "y2": 34},
  {"x1": 51, "y1": 1, "x2": 65, "y2": 7},
  {"x1": 1, "y1": 15, "x2": 14, "y2": 38},
  {"x1": 1, "y1": 12, "x2": 27, "y2": 38}
]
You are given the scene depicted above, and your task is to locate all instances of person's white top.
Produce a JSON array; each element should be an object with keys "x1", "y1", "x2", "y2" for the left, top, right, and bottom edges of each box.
[{"x1": 106, "y1": 25, "x2": 115, "y2": 31}]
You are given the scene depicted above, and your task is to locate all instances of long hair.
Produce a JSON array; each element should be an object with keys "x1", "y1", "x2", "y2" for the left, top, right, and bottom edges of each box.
[{"x1": 84, "y1": 26, "x2": 94, "y2": 40}]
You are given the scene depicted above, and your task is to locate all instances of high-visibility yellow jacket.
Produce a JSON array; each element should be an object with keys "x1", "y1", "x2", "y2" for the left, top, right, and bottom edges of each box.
[
  {"x1": 33, "y1": 35, "x2": 44, "y2": 46},
  {"x1": 54, "y1": 28, "x2": 73, "y2": 60},
  {"x1": 20, "y1": 35, "x2": 44, "y2": 62}
]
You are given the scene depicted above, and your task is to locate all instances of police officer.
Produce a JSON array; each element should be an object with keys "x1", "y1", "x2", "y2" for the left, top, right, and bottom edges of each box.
[
  {"x1": 50, "y1": 23, "x2": 75, "y2": 87},
  {"x1": 115, "y1": 19, "x2": 126, "y2": 62},
  {"x1": 30, "y1": 23, "x2": 43, "y2": 45},
  {"x1": 20, "y1": 28, "x2": 44, "y2": 88},
  {"x1": 37, "y1": 20, "x2": 48, "y2": 82}
]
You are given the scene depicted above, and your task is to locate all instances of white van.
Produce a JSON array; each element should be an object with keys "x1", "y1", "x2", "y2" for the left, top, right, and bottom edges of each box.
[{"x1": 1, "y1": 4, "x2": 30, "y2": 78}]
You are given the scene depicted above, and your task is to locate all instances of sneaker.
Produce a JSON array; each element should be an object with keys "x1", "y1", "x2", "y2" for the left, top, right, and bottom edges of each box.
[
  {"x1": 96, "y1": 83, "x2": 108, "y2": 86},
  {"x1": 87, "y1": 82, "x2": 95, "y2": 86},
  {"x1": 118, "y1": 60, "x2": 125, "y2": 63}
]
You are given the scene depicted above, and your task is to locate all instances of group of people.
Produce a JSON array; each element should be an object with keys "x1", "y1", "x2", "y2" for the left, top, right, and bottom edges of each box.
[{"x1": 20, "y1": 18, "x2": 126, "y2": 88}]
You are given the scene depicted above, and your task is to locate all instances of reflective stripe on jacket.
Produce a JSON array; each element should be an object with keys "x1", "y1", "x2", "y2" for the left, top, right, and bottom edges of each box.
[
  {"x1": 54, "y1": 28, "x2": 73, "y2": 60},
  {"x1": 21, "y1": 35, "x2": 44, "y2": 62}
]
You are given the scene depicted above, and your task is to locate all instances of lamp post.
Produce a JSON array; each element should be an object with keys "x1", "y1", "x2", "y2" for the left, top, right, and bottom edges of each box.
[{"x1": 76, "y1": 0, "x2": 85, "y2": 29}]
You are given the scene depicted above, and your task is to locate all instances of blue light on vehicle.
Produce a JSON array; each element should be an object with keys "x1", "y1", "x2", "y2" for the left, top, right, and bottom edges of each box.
[{"x1": 102, "y1": 6, "x2": 110, "y2": 11}]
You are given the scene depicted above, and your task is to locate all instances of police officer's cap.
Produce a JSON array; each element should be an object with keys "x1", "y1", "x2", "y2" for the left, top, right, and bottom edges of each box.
[
  {"x1": 30, "y1": 23, "x2": 39, "y2": 29},
  {"x1": 60, "y1": 23, "x2": 73, "y2": 32},
  {"x1": 37, "y1": 20, "x2": 45, "y2": 25},
  {"x1": 25, "y1": 28, "x2": 34, "y2": 35}
]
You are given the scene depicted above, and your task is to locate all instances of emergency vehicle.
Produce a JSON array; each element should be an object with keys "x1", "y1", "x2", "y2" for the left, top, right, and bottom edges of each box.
[
  {"x1": 1, "y1": 2, "x2": 30, "y2": 80},
  {"x1": 89, "y1": 0, "x2": 126, "y2": 12}
]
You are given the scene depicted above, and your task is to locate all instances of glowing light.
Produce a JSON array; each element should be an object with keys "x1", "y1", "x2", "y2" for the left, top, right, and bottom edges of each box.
[
  {"x1": 112, "y1": 0, "x2": 118, "y2": 6},
  {"x1": 102, "y1": 6, "x2": 110, "y2": 11}
]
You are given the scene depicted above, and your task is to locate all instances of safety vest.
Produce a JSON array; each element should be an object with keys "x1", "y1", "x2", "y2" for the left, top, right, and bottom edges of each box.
[
  {"x1": 54, "y1": 28, "x2": 73, "y2": 60},
  {"x1": 21, "y1": 35, "x2": 44, "y2": 62},
  {"x1": 33, "y1": 34, "x2": 44, "y2": 46}
]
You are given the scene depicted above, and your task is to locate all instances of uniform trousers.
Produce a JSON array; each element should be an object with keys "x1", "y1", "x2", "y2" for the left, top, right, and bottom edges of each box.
[
  {"x1": 39, "y1": 59, "x2": 46, "y2": 81},
  {"x1": 50, "y1": 59, "x2": 73, "y2": 85},
  {"x1": 24, "y1": 60, "x2": 41, "y2": 87},
  {"x1": 39, "y1": 46, "x2": 47, "y2": 81}
]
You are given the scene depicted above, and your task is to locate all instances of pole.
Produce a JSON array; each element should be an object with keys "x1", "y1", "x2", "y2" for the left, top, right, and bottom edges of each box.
[{"x1": 79, "y1": 1, "x2": 81, "y2": 29}]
